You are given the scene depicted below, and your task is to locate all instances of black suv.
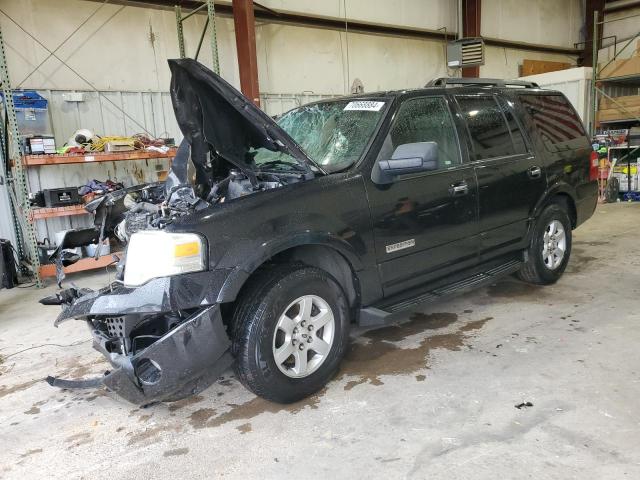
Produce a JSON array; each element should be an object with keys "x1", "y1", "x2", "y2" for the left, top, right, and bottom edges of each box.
[{"x1": 45, "y1": 59, "x2": 597, "y2": 405}]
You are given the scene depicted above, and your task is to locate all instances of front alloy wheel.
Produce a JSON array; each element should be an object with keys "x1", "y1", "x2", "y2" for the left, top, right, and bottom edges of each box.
[
  {"x1": 232, "y1": 265, "x2": 350, "y2": 403},
  {"x1": 272, "y1": 295, "x2": 335, "y2": 378}
]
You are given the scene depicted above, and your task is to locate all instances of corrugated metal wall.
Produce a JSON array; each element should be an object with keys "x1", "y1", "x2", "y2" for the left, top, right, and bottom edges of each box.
[{"x1": 2, "y1": 88, "x2": 338, "y2": 243}]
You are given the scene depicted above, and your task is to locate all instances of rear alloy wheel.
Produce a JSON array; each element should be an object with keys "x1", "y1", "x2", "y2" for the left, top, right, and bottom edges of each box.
[
  {"x1": 542, "y1": 219, "x2": 567, "y2": 270},
  {"x1": 518, "y1": 202, "x2": 572, "y2": 285},
  {"x1": 232, "y1": 265, "x2": 350, "y2": 403}
]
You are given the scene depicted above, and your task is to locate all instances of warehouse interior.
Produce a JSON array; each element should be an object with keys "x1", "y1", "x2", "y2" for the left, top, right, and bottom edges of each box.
[{"x1": 1, "y1": 0, "x2": 640, "y2": 478}]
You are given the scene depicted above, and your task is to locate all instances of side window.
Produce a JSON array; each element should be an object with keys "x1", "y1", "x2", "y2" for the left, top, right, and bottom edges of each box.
[
  {"x1": 382, "y1": 96, "x2": 462, "y2": 170},
  {"x1": 456, "y1": 95, "x2": 519, "y2": 160},
  {"x1": 519, "y1": 94, "x2": 587, "y2": 152},
  {"x1": 500, "y1": 101, "x2": 528, "y2": 154}
]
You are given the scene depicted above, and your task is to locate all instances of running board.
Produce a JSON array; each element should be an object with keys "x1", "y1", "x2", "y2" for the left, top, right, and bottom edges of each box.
[{"x1": 359, "y1": 259, "x2": 522, "y2": 327}]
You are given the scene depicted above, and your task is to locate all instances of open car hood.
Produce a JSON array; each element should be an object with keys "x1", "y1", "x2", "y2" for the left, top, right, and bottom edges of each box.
[{"x1": 168, "y1": 58, "x2": 324, "y2": 189}]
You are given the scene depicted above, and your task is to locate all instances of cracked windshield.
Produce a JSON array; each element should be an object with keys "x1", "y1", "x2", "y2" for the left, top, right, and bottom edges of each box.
[{"x1": 253, "y1": 100, "x2": 386, "y2": 173}]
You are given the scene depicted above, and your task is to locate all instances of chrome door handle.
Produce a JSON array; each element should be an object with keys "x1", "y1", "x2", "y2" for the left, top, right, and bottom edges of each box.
[
  {"x1": 528, "y1": 166, "x2": 542, "y2": 179},
  {"x1": 449, "y1": 182, "x2": 469, "y2": 196}
]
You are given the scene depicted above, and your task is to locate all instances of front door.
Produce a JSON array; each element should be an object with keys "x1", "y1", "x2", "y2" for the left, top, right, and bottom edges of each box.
[
  {"x1": 364, "y1": 96, "x2": 479, "y2": 296},
  {"x1": 453, "y1": 94, "x2": 546, "y2": 261}
]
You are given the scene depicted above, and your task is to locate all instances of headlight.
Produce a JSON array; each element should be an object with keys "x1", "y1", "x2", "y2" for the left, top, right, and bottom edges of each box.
[{"x1": 124, "y1": 231, "x2": 206, "y2": 287}]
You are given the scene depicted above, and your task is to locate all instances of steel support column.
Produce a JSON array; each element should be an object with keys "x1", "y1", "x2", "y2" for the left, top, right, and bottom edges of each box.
[
  {"x1": 583, "y1": 0, "x2": 605, "y2": 67},
  {"x1": 462, "y1": 0, "x2": 481, "y2": 78},
  {"x1": 207, "y1": 0, "x2": 220, "y2": 74},
  {"x1": 232, "y1": 0, "x2": 260, "y2": 106},
  {"x1": 175, "y1": 5, "x2": 186, "y2": 58}
]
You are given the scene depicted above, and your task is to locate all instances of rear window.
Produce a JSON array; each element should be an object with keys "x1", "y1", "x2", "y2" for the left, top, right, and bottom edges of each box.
[{"x1": 519, "y1": 94, "x2": 587, "y2": 152}]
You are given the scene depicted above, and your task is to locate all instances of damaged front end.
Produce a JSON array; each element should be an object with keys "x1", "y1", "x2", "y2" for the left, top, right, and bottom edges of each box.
[
  {"x1": 42, "y1": 58, "x2": 321, "y2": 404},
  {"x1": 46, "y1": 277, "x2": 233, "y2": 403}
]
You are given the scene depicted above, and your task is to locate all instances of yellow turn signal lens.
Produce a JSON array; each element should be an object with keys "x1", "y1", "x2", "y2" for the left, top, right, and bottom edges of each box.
[{"x1": 174, "y1": 241, "x2": 200, "y2": 258}]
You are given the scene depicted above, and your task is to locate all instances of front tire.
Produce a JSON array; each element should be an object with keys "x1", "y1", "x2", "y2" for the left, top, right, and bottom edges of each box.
[
  {"x1": 518, "y1": 202, "x2": 572, "y2": 285},
  {"x1": 232, "y1": 265, "x2": 350, "y2": 403}
]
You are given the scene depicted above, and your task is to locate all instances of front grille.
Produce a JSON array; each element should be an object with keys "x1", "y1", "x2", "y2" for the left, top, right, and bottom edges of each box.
[{"x1": 105, "y1": 316, "x2": 126, "y2": 338}]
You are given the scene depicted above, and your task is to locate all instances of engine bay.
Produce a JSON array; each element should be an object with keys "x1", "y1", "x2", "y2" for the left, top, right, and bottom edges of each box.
[{"x1": 111, "y1": 166, "x2": 306, "y2": 244}]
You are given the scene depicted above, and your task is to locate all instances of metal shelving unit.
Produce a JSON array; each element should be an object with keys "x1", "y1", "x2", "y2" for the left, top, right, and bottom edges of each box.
[
  {"x1": 590, "y1": 10, "x2": 640, "y2": 136},
  {"x1": 0, "y1": 20, "x2": 179, "y2": 285},
  {"x1": 2, "y1": 0, "x2": 223, "y2": 286},
  {"x1": 22, "y1": 150, "x2": 176, "y2": 279},
  {"x1": 175, "y1": 0, "x2": 220, "y2": 73},
  {"x1": 0, "y1": 24, "x2": 42, "y2": 286},
  {"x1": 590, "y1": 10, "x2": 640, "y2": 201}
]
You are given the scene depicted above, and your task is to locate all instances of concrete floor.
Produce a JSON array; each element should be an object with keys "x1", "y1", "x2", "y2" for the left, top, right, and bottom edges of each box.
[{"x1": 1, "y1": 202, "x2": 640, "y2": 479}]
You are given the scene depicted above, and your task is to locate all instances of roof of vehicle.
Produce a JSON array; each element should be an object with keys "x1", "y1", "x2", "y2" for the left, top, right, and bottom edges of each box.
[{"x1": 301, "y1": 78, "x2": 560, "y2": 106}]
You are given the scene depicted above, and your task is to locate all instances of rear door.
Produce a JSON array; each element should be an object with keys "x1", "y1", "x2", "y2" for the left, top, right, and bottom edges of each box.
[
  {"x1": 365, "y1": 95, "x2": 479, "y2": 296},
  {"x1": 453, "y1": 93, "x2": 545, "y2": 261}
]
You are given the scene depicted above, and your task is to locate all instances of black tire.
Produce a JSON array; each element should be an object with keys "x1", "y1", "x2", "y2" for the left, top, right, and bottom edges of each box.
[
  {"x1": 231, "y1": 264, "x2": 350, "y2": 403},
  {"x1": 518, "y1": 202, "x2": 572, "y2": 285}
]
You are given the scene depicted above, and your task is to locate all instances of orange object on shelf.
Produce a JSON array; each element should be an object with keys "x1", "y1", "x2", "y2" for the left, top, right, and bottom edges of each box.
[
  {"x1": 39, "y1": 252, "x2": 121, "y2": 278},
  {"x1": 21, "y1": 148, "x2": 177, "y2": 166},
  {"x1": 30, "y1": 204, "x2": 88, "y2": 220}
]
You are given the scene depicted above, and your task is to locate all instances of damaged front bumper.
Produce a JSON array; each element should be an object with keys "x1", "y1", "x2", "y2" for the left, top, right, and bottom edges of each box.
[
  {"x1": 47, "y1": 271, "x2": 235, "y2": 404},
  {"x1": 93, "y1": 305, "x2": 232, "y2": 404}
]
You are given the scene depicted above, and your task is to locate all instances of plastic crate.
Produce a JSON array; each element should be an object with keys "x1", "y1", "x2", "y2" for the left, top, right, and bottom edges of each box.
[{"x1": 0, "y1": 90, "x2": 53, "y2": 136}]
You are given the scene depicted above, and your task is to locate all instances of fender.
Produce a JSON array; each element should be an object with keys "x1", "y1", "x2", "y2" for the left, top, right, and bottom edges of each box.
[
  {"x1": 523, "y1": 181, "x2": 578, "y2": 245},
  {"x1": 531, "y1": 181, "x2": 577, "y2": 220},
  {"x1": 215, "y1": 231, "x2": 365, "y2": 303}
]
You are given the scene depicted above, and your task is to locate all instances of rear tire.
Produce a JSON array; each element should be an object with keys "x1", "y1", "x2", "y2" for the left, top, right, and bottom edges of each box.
[
  {"x1": 232, "y1": 264, "x2": 350, "y2": 403},
  {"x1": 518, "y1": 202, "x2": 572, "y2": 285}
]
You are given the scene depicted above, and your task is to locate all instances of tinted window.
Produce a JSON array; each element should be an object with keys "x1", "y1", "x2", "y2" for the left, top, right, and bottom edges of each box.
[
  {"x1": 500, "y1": 100, "x2": 528, "y2": 154},
  {"x1": 456, "y1": 96, "x2": 516, "y2": 160},
  {"x1": 519, "y1": 94, "x2": 587, "y2": 152},
  {"x1": 381, "y1": 96, "x2": 461, "y2": 170}
]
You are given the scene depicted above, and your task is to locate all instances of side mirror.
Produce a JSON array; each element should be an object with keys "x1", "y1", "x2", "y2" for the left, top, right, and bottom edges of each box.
[{"x1": 373, "y1": 142, "x2": 438, "y2": 184}]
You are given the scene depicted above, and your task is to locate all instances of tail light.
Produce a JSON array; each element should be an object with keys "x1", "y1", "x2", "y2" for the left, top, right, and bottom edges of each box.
[{"x1": 589, "y1": 151, "x2": 599, "y2": 182}]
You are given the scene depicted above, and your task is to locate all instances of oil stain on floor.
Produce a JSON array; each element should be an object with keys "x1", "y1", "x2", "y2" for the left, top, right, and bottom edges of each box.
[
  {"x1": 189, "y1": 388, "x2": 326, "y2": 430},
  {"x1": 163, "y1": 447, "x2": 189, "y2": 457},
  {"x1": 565, "y1": 247, "x2": 598, "y2": 274},
  {"x1": 486, "y1": 280, "x2": 544, "y2": 299},
  {"x1": 339, "y1": 312, "x2": 491, "y2": 390},
  {"x1": 183, "y1": 311, "x2": 492, "y2": 432},
  {"x1": 78, "y1": 310, "x2": 493, "y2": 440}
]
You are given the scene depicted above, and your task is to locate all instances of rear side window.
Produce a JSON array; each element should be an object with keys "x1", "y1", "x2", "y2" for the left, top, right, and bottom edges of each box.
[
  {"x1": 519, "y1": 94, "x2": 587, "y2": 152},
  {"x1": 500, "y1": 102, "x2": 528, "y2": 154},
  {"x1": 455, "y1": 95, "x2": 527, "y2": 160}
]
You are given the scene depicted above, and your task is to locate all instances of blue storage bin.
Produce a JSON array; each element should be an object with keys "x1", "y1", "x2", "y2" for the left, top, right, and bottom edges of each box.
[{"x1": 0, "y1": 90, "x2": 53, "y2": 136}]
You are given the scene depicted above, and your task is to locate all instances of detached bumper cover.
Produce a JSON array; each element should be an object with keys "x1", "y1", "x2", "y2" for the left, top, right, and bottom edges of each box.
[
  {"x1": 93, "y1": 305, "x2": 232, "y2": 404},
  {"x1": 55, "y1": 269, "x2": 235, "y2": 324}
]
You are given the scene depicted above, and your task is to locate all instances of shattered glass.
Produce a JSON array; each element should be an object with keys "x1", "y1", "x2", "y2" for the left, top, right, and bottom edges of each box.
[{"x1": 254, "y1": 100, "x2": 385, "y2": 173}]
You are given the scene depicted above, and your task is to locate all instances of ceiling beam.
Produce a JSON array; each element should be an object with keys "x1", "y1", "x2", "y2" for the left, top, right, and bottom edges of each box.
[
  {"x1": 604, "y1": 0, "x2": 640, "y2": 14},
  {"x1": 104, "y1": 1, "x2": 580, "y2": 56}
]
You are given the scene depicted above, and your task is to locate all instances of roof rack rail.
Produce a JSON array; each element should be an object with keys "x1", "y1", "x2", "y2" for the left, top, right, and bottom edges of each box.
[{"x1": 426, "y1": 78, "x2": 539, "y2": 88}]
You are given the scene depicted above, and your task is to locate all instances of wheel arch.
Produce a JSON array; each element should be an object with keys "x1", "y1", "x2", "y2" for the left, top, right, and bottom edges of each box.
[
  {"x1": 533, "y1": 184, "x2": 578, "y2": 228},
  {"x1": 216, "y1": 236, "x2": 363, "y2": 311}
]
